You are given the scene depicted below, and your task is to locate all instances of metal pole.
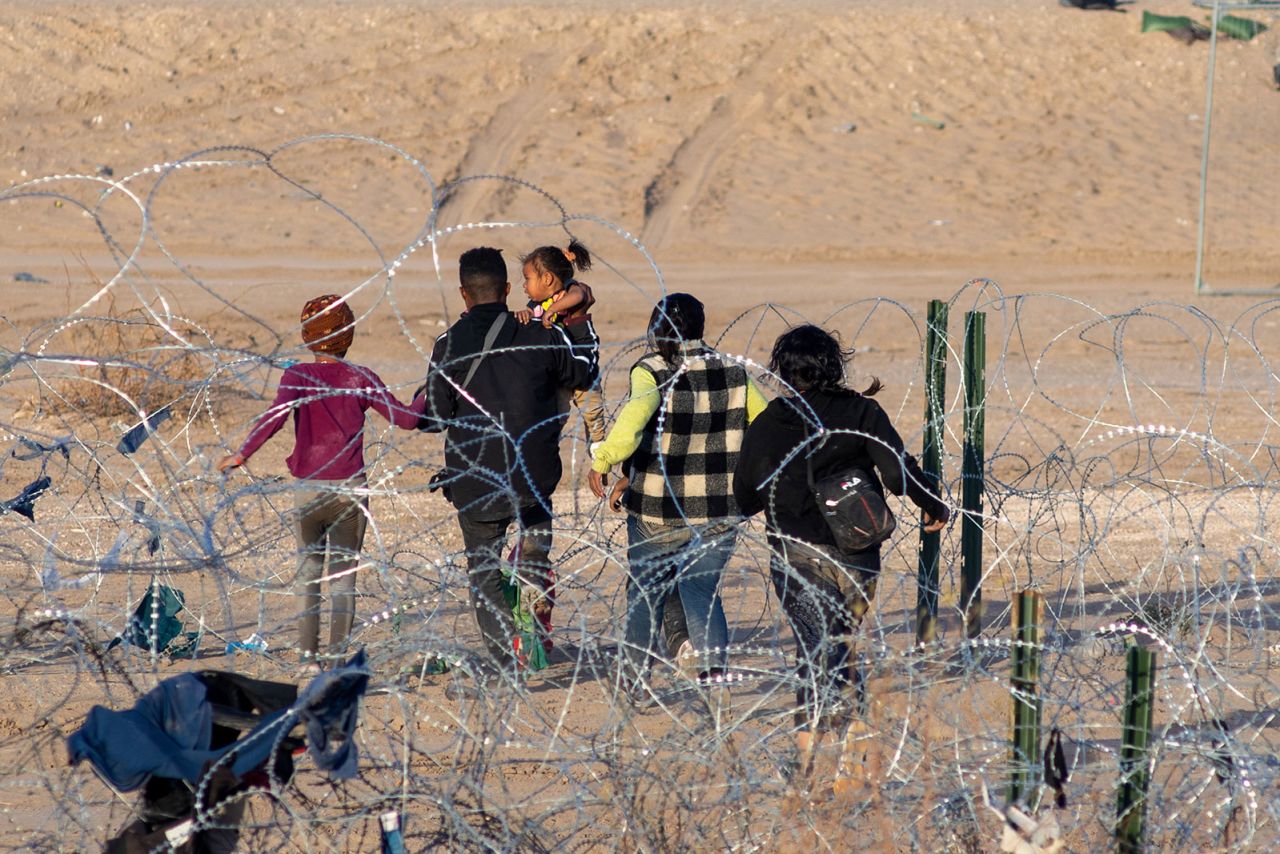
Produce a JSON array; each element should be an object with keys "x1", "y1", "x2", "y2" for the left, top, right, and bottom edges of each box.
[
  {"x1": 916, "y1": 299, "x2": 948, "y2": 645},
  {"x1": 961, "y1": 311, "x2": 985, "y2": 638},
  {"x1": 1194, "y1": 0, "x2": 1222, "y2": 295},
  {"x1": 1117, "y1": 645, "x2": 1158, "y2": 853},
  {"x1": 1009, "y1": 590, "x2": 1043, "y2": 806}
]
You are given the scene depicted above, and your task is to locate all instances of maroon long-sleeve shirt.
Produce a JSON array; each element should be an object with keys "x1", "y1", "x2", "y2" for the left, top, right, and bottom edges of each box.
[{"x1": 239, "y1": 361, "x2": 425, "y2": 480}]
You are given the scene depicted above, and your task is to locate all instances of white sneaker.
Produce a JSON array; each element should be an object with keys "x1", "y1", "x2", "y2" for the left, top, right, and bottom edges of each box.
[
  {"x1": 589, "y1": 441, "x2": 603, "y2": 460},
  {"x1": 675, "y1": 640, "x2": 698, "y2": 681}
]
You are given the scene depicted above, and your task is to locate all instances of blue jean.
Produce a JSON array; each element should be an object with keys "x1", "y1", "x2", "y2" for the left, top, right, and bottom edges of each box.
[{"x1": 624, "y1": 516, "x2": 735, "y2": 680}]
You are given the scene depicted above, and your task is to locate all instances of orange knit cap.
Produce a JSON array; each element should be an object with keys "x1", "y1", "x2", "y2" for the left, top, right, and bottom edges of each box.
[{"x1": 300, "y1": 295, "x2": 355, "y2": 356}]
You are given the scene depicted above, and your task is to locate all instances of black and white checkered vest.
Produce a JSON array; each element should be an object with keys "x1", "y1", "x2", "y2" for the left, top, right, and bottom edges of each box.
[{"x1": 624, "y1": 344, "x2": 750, "y2": 526}]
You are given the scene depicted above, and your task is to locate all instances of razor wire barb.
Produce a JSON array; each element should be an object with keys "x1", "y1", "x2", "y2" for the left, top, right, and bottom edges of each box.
[{"x1": 1, "y1": 136, "x2": 1279, "y2": 851}]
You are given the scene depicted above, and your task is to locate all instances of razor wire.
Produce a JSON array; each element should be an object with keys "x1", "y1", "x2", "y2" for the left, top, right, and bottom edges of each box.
[{"x1": 1, "y1": 135, "x2": 1279, "y2": 851}]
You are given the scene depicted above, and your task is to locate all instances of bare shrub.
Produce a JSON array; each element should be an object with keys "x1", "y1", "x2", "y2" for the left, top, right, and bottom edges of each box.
[{"x1": 37, "y1": 293, "x2": 226, "y2": 420}]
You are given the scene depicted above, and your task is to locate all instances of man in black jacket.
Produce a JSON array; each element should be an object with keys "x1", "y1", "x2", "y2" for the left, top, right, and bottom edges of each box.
[{"x1": 420, "y1": 246, "x2": 597, "y2": 669}]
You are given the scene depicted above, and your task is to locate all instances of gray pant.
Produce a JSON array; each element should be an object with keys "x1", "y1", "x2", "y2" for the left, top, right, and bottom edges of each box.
[{"x1": 294, "y1": 480, "x2": 367, "y2": 657}]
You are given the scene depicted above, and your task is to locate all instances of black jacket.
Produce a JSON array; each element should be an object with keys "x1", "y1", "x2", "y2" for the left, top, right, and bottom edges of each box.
[
  {"x1": 420, "y1": 302, "x2": 598, "y2": 517},
  {"x1": 733, "y1": 389, "x2": 947, "y2": 550}
]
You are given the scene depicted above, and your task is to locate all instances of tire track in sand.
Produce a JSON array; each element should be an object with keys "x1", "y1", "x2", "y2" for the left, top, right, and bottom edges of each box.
[
  {"x1": 437, "y1": 50, "x2": 573, "y2": 228},
  {"x1": 640, "y1": 35, "x2": 792, "y2": 252}
]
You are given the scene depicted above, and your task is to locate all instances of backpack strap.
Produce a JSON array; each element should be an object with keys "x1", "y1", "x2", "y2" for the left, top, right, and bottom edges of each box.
[
  {"x1": 803, "y1": 411, "x2": 827, "y2": 494},
  {"x1": 460, "y1": 313, "x2": 509, "y2": 389},
  {"x1": 803, "y1": 393, "x2": 868, "y2": 489}
]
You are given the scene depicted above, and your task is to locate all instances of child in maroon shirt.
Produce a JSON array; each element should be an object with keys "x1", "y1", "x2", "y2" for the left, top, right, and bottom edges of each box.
[{"x1": 219, "y1": 295, "x2": 425, "y2": 670}]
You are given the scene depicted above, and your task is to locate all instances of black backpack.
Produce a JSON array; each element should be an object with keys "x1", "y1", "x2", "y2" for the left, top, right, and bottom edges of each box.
[{"x1": 806, "y1": 432, "x2": 896, "y2": 554}]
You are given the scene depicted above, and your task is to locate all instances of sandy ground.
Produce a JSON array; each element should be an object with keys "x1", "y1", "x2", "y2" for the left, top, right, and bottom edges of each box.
[
  {"x1": 2, "y1": 0, "x2": 1280, "y2": 851},
  {"x1": 1, "y1": 0, "x2": 1278, "y2": 271}
]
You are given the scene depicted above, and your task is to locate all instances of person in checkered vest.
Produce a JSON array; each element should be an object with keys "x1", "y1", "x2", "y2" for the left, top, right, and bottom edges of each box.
[{"x1": 589, "y1": 293, "x2": 768, "y2": 712}]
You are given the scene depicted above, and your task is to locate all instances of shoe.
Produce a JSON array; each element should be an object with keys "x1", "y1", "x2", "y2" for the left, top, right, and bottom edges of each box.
[
  {"x1": 701, "y1": 670, "x2": 731, "y2": 729},
  {"x1": 589, "y1": 441, "x2": 603, "y2": 460},
  {"x1": 834, "y1": 717, "x2": 874, "y2": 797},
  {"x1": 621, "y1": 674, "x2": 656, "y2": 709},
  {"x1": 674, "y1": 640, "x2": 698, "y2": 681}
]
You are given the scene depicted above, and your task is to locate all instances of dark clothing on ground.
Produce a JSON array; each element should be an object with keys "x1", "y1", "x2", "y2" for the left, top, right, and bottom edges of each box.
[
  {"x1": 68, "y1": 654, "x2": 369, "y2": 792},
  {"x1": 69, "y1": 672, "x2": 227, "y2": 792},
  {"x1": 73, "y1": 657, "x2": 368, "y2": 854},
  {"x1": 420, "y1": 302, "x2": 597, "y2": 519}
]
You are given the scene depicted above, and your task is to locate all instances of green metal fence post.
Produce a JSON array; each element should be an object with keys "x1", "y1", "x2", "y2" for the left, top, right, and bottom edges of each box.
[
  {"x1": 961, "y1": 311, "x2": 986, "y2": 639},
  {"x1": 1009, "y1": 590, "x2": 1043, "y2": 806},
  {"x1": 1117, "y1": 645, "x2": 1157, "y2": 853},
  {"x1": 916, "y1": 299, "x2": 948, "y2": 645}
]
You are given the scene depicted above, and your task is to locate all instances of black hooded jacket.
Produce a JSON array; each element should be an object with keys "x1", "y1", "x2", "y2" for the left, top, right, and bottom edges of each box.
[
  {"x1": 419, "y1": 302, "x2": 598, "y2": 517},
  {"x1": 733, "y1": 389, "x2": 947, "y2": 550}
]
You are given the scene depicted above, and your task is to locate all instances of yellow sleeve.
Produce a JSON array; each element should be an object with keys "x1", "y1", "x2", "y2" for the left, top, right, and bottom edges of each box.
[
  {"x1": 591, "y1": 366, "x2": 660, "y2": 473},
  {"x1": 746, "y1": 376, "x2": 768, "y2": 423}
]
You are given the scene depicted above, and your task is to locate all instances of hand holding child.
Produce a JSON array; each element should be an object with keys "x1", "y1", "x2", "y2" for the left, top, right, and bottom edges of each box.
[{"x1": 588, "y1": 469, "x2": 628, "y2": 512}]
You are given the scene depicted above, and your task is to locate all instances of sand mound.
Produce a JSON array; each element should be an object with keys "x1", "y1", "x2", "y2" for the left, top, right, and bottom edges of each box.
[{"x1": 3, "y1": 0, "x2": 1278, "y2": 271}]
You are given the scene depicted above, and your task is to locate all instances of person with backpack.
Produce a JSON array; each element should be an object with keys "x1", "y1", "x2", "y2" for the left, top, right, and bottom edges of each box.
[
  {"x1": 733, "y1": 325, "x2": 948, "y2": 750},
  {"x1": 419, "y1": 246, "x2": 598, "y2": 671}
]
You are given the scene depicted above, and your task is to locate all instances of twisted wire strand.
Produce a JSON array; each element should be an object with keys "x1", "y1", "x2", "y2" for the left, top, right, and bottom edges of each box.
[{"x1": 1, "y1": 138, "x2": 1278, "y2": 851}]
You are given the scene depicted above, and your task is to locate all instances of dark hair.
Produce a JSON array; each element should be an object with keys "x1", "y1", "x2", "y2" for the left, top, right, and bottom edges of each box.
[
  {"x1": 768, "y1": 324, "x2": 881, "y2": 396},
  {"x1": 458, "y1": 246, "x2": 508, "y2": 303},
  {"x1": 521, "y1": 240, "x2": 592, "y2": 286},
  {"x1": 647, "y1": 293, "x2": 706, "y2": 365}
]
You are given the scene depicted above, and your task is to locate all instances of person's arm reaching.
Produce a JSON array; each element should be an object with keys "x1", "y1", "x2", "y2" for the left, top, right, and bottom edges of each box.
[
  {"x1": 359, "y1": 367, "x2": 428, "y2": 429},
  {"x1": 546, "y1": 282, "x2": 594, "y2": 324},
  {"x1": 218, "y1": 369, "x2": 302, "y2": 471},
  {"x1": 862, "y1": 400, "x2": 949, "y2": 526},
  {"x1": 586, "y1": 365, "x2": 659, "y2": 498},
  {"x1": 591, "y1": 366, "x2": 658, "y2": 474},
  {"x1": 418, "y1": 335, "x2": 457, "y2": 433}
]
